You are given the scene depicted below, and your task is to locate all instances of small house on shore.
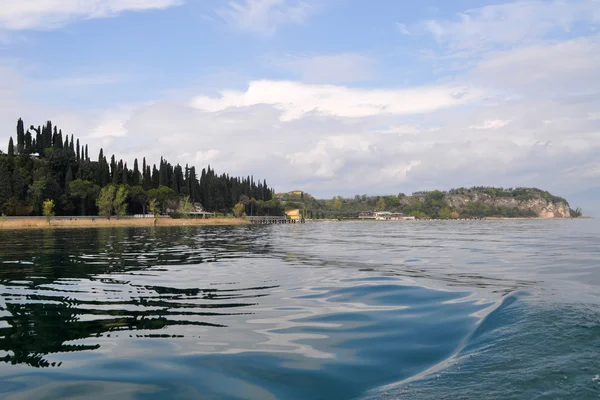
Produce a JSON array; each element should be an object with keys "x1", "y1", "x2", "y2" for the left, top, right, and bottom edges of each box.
[
  {"x1": 374, "y1": 211, "x2": 414, "y2": 221},
  {"x1": 285, "y1": 208, "x2": 306, "y2": 222}
]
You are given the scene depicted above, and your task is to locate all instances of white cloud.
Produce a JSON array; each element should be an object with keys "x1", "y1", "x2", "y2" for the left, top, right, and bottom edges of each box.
[
  {"x1": 194, "y1": 149, "x2": 220, "y2": 166},
  {"x1": 469, "y1": 119, "x2": 512, "y2": 130},
  {"x1": 0, "y1": 0, "x2": 183, "y2": 31},
  {"x1": 89, "y1": 118, "x2": 129, "y2": 138},
  {"x1": 190, "y1": 80, "x2": 482, "y2": 121},
  {"x1": 268, "y1": 53, "x2": 375, "y2": 83},
  {"x1": 472, "y1": 35, "x2": 600, "y2": 96},
  {"x1": 216, "y1": 0, "x2": 311, "y2": 35},
  {"x1": 396, "y1": 23, "x2": 411, "y2": 35},
  {"x1": 380, "y1": 161, "x2": 422, "y2": 182},
  {"x1": 422, "y1": 0, "x2": 600, "y2": 53}
]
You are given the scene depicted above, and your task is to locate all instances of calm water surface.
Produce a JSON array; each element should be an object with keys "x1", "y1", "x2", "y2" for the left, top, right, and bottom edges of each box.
[{"x1": 0, "y1": 220, "x2": 599, "y2": 399}]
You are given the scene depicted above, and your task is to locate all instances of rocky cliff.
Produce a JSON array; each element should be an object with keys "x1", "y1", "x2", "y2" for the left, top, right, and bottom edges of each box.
[
  {"x1": 401, "y1": 188, "x2": 571, "y2": 219},
  {"x1": 442, "y1": 193, "x2": 571, "y2": 218}
]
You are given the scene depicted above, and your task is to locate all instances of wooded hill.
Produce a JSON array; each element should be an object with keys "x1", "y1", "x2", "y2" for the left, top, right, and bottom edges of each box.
[
  {"x1": 0, "y1": 119, "x2": 281, "y2": 217},
  {"x1": 278, "y1": 187, "x2": 577, "y2": 219}
]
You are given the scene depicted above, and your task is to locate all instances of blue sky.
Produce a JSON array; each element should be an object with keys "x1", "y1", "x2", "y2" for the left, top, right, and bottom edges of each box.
[{"x1": 1, "y1": 0, "x2": 599, "y2": 213}]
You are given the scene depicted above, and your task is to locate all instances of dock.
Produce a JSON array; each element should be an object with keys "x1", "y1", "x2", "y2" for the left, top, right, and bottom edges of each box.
[{"x1": 246, "y1": 216, "x2": 305, "y2": 224}]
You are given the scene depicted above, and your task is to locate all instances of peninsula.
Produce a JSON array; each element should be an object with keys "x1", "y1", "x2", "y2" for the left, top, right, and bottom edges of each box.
[{"x1": 276, "y1": 188, "x2": 580, "y2": 220}]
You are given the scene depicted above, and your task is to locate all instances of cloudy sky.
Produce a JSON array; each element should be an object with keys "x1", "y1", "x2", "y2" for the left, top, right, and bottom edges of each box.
[{"x1": 0, "y1": 0, "x2": 599, "y2": 211}]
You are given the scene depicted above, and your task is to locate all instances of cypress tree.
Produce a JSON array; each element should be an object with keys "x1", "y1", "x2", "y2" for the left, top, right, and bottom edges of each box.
[
  {"x1": 76, "y1": 139, "x2": 80, "y2": 161},
  {"x1": 57, "y1": 129, "x2": 63, "y2": 149},
  {"x1": 112, "y1": 162, "x2": 119, "y2": 185},
  {"x1": 184, "y1": 164, "x2": 190, "y2": 195},
  {"x1": 144, "y1": 165, "x2": 151, "y2": 190},
  {"x1": 24, "y1": 130, "x2": 32, "y2": 154},
  {"x1": 85, "y1": 145, "x2": 88, "y2": 161},
  {"x1": 159, "y1": 157, "x2": 167, "y2": 187},
  {"x1": 41, "y1": 125, "x2": 46, "y2": 149},
  {"x1": 174, "y1": 164, "x2": 183, "y2": 194},
  {"x1": 122, "y1": 163, "x2": 128, "y2": 185},
  {"x1": 16, "y1": 119, "x2": 25, "y2": 154},
  {"x1": 52, "y1": 126, "x2": 58, "y2": 148},
  {"x1": 133, "y1": 159, "x2": 140, "y2": 186},
  {"x1": 110, "y1": 155, "x2": 117, "y2": 183},
  {"x1": 152, "y1": 165, "x2": 159, "y2": 188},
  {"x1": 96, "y1": 149, "x2": 105, "y2": 186},
  {"x1": 35, "y1": 127, "x2": 42, "y2": 153},
  {"x1": 8, "y1": 137, "x2": 15, "y2": 157},
  {"x1": 142, "y1": 158, "x2": 148, "y2": 189}
]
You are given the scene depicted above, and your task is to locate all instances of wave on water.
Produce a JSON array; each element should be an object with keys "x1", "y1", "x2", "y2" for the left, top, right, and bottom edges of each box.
[{"x1": 365, "y1": 291, "x2": 600, "y2": 400}]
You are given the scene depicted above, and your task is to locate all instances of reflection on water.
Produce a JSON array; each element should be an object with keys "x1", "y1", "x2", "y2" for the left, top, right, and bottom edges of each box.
[
  {"x1": 0, "y1": 221, "x2": 599, "y2": 399},
  {"x1": 0, "y1": 227, "x2": 274, "y2": 368}
]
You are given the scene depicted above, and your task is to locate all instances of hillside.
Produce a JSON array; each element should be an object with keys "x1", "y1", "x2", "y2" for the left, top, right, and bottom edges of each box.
[{"x1": 278, "y1": 187, "x2": 575, "y2": 219}]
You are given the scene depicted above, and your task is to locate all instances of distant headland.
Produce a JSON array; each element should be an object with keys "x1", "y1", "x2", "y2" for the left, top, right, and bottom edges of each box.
[{"x1": 275, "y1": 188, "x2": 582, "y2": 220}]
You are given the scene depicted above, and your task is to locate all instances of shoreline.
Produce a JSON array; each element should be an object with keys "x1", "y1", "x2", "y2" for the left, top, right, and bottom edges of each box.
[
  {"x1": 0, "y1": 216, "x2": 591, "y2": 230},
  {"x1": 308, "y1": 216, "x2": 590, "y2": 222},
  {"x1": 0, "y1": 217, "x2": 249, "y2": 230}
]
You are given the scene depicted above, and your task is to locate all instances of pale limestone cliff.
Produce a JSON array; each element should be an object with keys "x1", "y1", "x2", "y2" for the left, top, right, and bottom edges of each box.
[{"x1": 400, "y1": 189, "x2": 571, "y2": 218}]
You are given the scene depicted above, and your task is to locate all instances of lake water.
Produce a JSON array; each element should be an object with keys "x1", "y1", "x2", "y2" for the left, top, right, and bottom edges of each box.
[{"x1": 0, "y1": 220, "x2": 599, "y2": 399}]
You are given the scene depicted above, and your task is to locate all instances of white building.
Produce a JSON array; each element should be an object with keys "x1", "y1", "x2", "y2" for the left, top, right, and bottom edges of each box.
[{"x1": 374, "y1": 212, "x2": 414, "y2": 221}]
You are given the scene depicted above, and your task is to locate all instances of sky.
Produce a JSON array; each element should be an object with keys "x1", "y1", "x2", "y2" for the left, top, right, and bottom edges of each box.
[{"x1": 0, "y1": 0, "x2": 599, "y2": 213}]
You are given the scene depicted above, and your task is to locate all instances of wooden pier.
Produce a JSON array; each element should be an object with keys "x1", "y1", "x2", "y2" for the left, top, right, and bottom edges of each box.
[{"x1": 246, "y1": 216, "x2": 305, "y2": 224}]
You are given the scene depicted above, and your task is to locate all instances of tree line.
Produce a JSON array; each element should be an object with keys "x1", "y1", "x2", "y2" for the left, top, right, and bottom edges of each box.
[{"x1": 0, "y1": 119, "x2": 278, "y2": 217}]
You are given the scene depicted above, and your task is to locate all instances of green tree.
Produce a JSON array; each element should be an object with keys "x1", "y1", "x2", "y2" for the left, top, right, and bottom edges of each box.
[
  {"x1": 27, "y1": 178, "x2": 46, "y2": 214},
  {"x1": 410, "y1": 210, "x2": 428, "y2": 219},
  {"x1": 96, "y1": 185, "x2": 116, "y2": 219},
  {"x1": 333, "y1": 198, "x2": 343, "y2": 210},
  {"x1": 69, "y1": 179, "x2": 94, "y2": 216},
  {"x1": 42, "y1": 199, "x2": 55, "y2": 225},
  {"x1": 424, "y1": 190, "x2": 446, "y2": 218},
  {"x1": 376, "y1": 198, "x2": 386, "y2": 211},
  {"x1": 570, "y1": 207, "x2": 583, "y2": 218},
  {"x1": 233, "y1": 202, "x2": 245, "y2": 218},
  {"x1": 177, "y1": 196, "x2": 194, "y2": 216},
  {"x1": 148, "y1": 198, "x2": 160, "y2": 217},
  {"x1": 128, "y1": 186, "x2": 148, "y2": 215},
  {"x1": 439, "y1": 207, "x2": 452, "y2": 219},
  {"x1": 113, "y1": 186, "x2": 128, "y2": 218},
  {"x1": 147, "y1": 185, "x2": 176, "y2": 213}
]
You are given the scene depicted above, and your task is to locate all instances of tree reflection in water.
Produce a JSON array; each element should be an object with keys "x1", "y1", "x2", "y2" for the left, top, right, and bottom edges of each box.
[{"x1": 0, "y1": 226, "x2": 275, "y2": 368}]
